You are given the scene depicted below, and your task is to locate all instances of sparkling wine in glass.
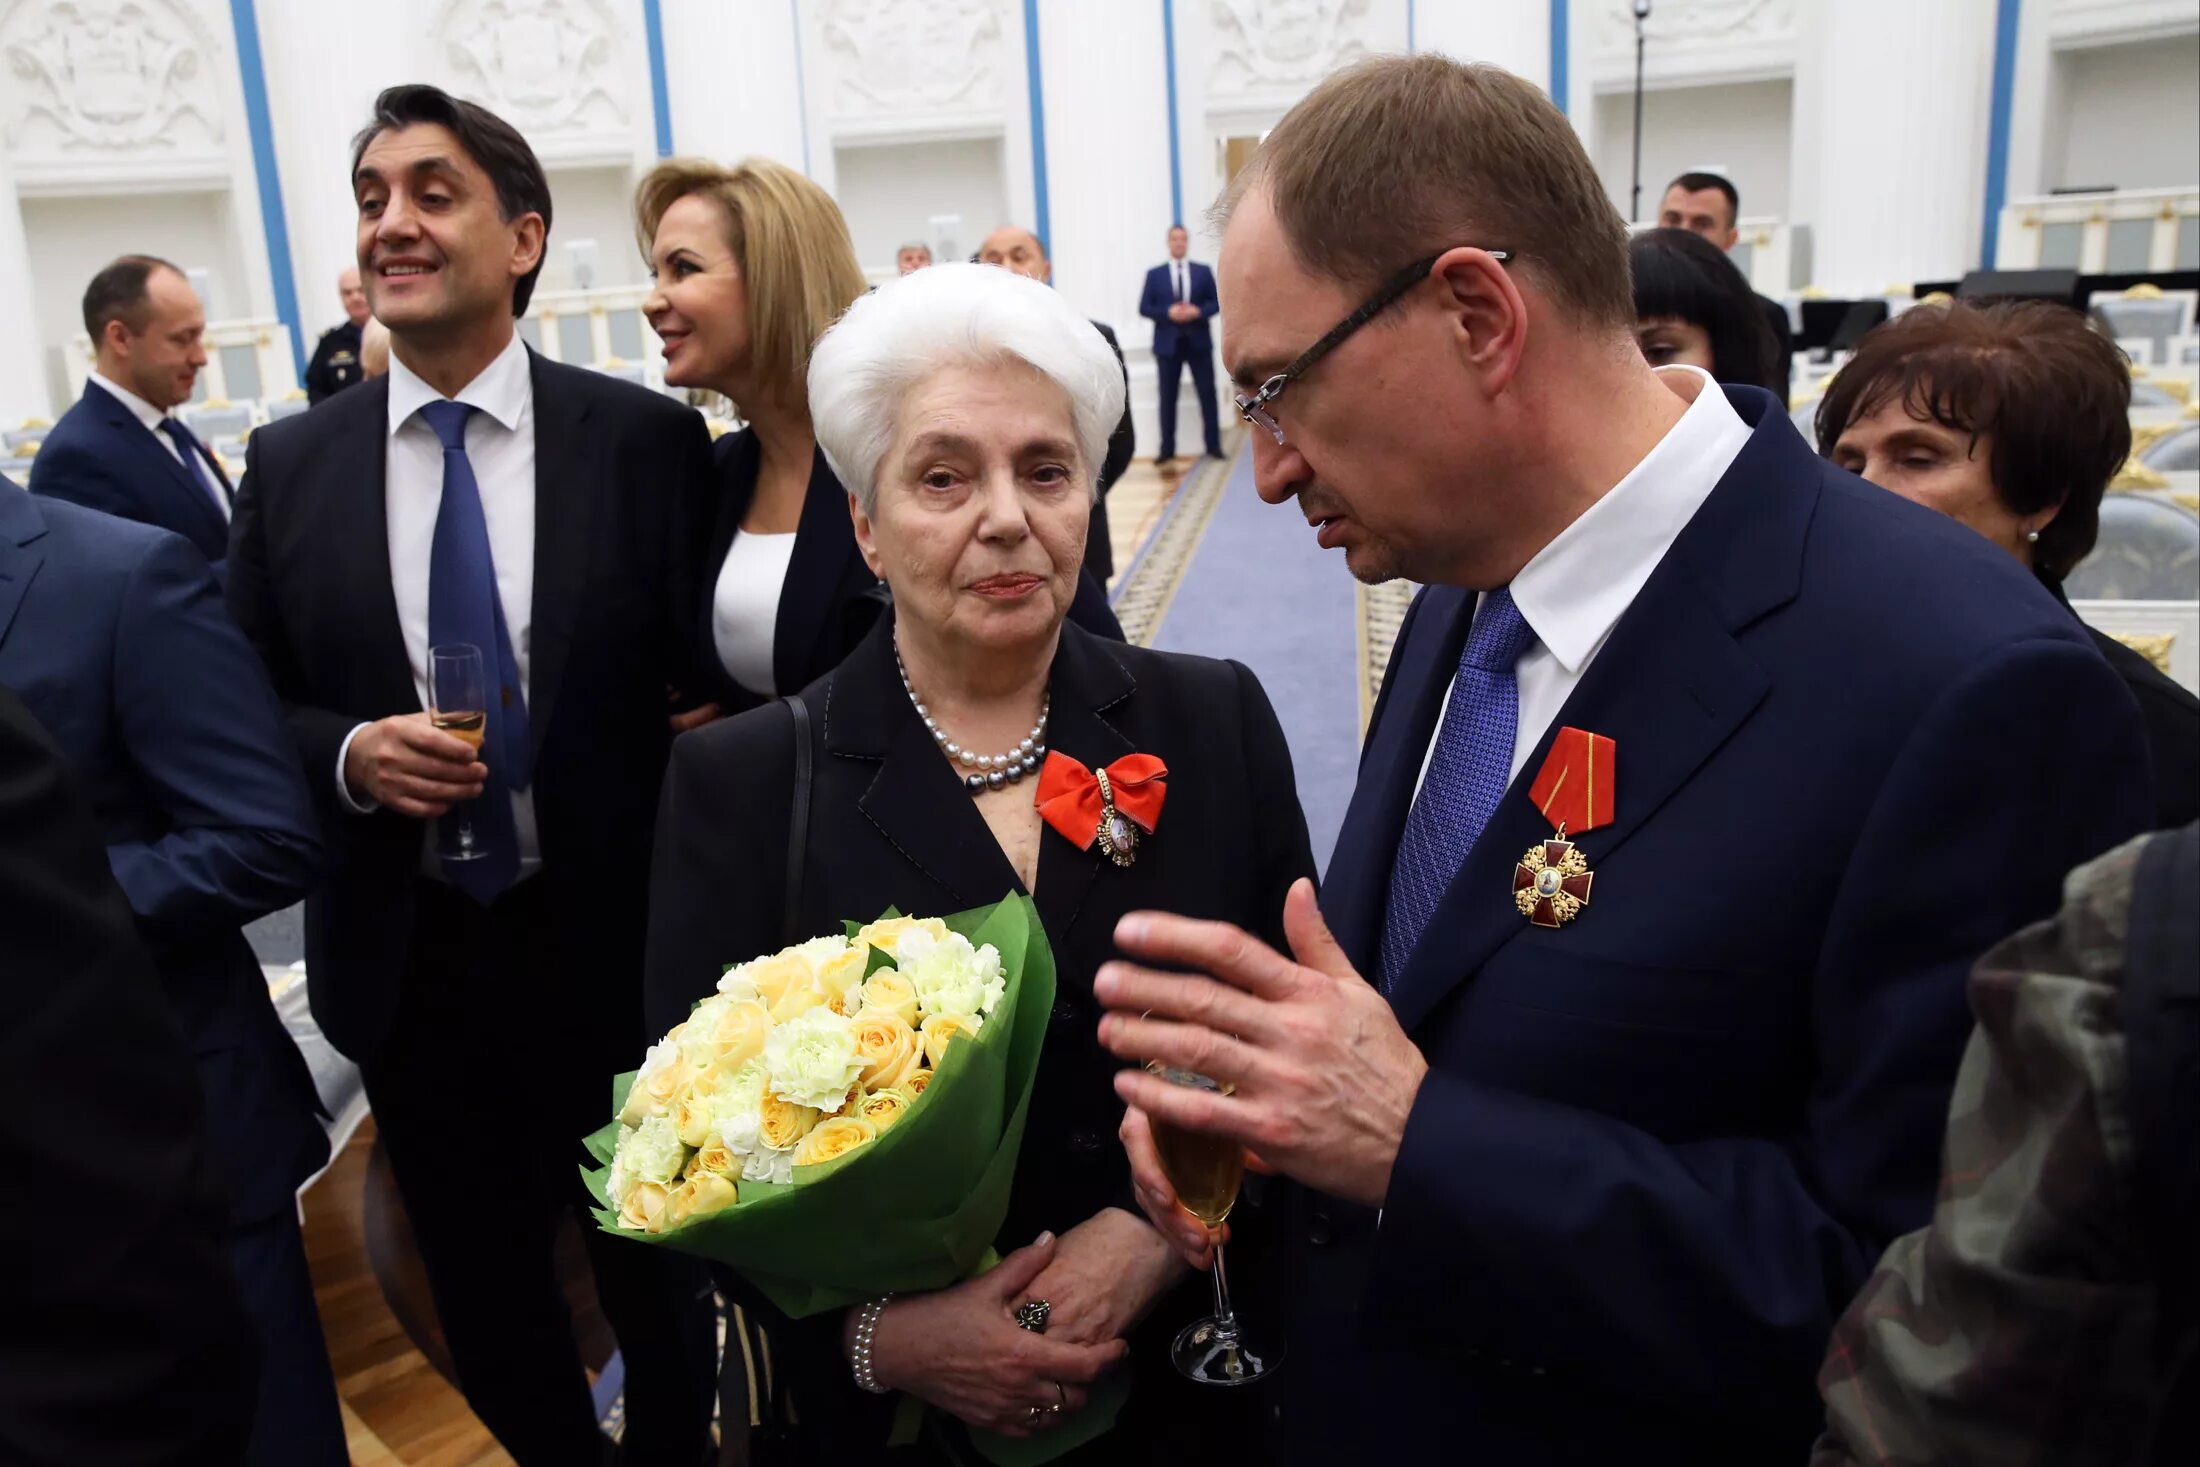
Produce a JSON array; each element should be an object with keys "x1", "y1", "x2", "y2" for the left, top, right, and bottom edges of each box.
[
  {"x1": 428, "y1": 644, "x2": 489, "y2": 863},
  {"x1": 1147, "y1": 1062, "x2": 1280, "y2": 1385}
]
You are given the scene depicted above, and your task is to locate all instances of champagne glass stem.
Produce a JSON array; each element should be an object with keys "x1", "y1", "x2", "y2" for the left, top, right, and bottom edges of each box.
[{"x1": 1207, "y1": 1232, "x2": 1240, "y2": 1343}]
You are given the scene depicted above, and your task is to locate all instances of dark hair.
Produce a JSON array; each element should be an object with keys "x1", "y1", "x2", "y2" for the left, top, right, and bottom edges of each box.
[
  {"x1": 1629, "y1": 229, "x2": 1782, "y2": 395},
  {"x1": 82, "y1": 254, "x2": 179, "y2": 342},
  {"x1": 1666, "y1": 172, "x2": 1739, "y2": 228},
  {"x1": 1814, "y1": 299, "x2": 2130, "y2": 585},
  {"x1": 351, "y1": 84, "x2": 553, "y2": 315}
]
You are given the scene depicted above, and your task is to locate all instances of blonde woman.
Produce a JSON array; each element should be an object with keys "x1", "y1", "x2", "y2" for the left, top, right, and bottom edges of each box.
[{"x1": 637, "y1": 159, "x2": 1123, "y2": 725}]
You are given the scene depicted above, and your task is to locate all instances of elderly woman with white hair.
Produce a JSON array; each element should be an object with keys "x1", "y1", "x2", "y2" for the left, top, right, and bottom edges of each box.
[{"x1": 643, "y1": 263, "x2": 1313, "y2": 1461}]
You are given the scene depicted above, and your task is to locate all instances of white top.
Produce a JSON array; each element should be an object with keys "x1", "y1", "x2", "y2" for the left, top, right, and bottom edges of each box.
[
  {"x1": 713, "y1": 531, "x2": 798, "y2": 697},
  {"x1": 1413, "y1": 367, "x2": 1754, "y2": 795},
  {"x1": 86, "y1": 371, "x2": 230, "y2": 521},
  {"x1": 334, "y1": 332, "x2": 541, "y2": 870}
]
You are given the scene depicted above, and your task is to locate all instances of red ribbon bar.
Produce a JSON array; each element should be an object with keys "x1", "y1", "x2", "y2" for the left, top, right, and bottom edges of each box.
[
  {"x1": 1034, "y1": 751, "x2": 1168, "y2": 852},
  {"x1": 1526, "y1": 727, "x2": 1615, "y2": 836}
]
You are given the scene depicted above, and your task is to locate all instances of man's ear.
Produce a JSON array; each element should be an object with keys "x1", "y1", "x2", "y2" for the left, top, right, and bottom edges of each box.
[{"x1": 1432, "y1": 247, "x2": 1528, "y2": 396}]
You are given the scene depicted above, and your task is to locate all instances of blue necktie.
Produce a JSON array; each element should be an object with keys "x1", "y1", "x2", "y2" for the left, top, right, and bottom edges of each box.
[
  {"x1": 157, "y1": 417, "x2": 226, "y2": 513},
  {"x1": 421, "y1": 399, "x2": 530, "y2": 903},
  {"x1": 1378, "y1": 589, "x2": 1538, "y2": 994}
]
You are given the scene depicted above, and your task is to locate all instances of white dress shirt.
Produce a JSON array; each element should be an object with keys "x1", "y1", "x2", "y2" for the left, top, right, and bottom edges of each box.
[
  {"x1": 1414, "y1": 367, "x2": 1753, "y2": 795},
  {"x1": 335, "y1": 332, "x2": 541, "y2": 871},
  {"x1": 713, "y1": 530, "x2": 796, "y2": 697},
  {"x1": 86, "y1": 371, "x2": 231, "y2": 521}
]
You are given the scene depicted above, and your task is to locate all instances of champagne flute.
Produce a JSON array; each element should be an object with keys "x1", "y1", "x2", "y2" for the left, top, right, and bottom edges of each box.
[
  {"x1": 428, "y1": 644, "x2": 489, "y2": 863},
  {"x1": 1146, "y1": 1061, "x2": 1280, "y2": 1385}
]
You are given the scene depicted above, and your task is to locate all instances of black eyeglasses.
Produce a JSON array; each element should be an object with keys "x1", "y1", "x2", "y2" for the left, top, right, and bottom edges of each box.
[{"x1": 1232, "y1": 248, "x2": 1512, "y2": 446}]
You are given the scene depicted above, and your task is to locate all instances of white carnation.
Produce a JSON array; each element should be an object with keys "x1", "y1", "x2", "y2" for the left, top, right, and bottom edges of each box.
[
  {"x1": 715, "y1": 966, "x2": 761, "y2": 1004},
  {"x1": 896, "y1": 930, "x2": 1007, "y2": 1026},
  {"x1": 706, "y1": 1059, "x2": 771, "y2": 1156},
  {"x1": 741, "y1": 1148, "x2": 794, "y2": 1185},
  {"x1": 605, "y1": 1124, "x2": 638, "y2": 1206},
  {"x1": 786, "y1": 935, "x2": 852, "y2": 966},
  {"x1": 626, "y1": 1113, "x2": 690, "y2": 1187},
  {"x1": 761, "y1": 1006, "x2": 865, "y2": 1111}
]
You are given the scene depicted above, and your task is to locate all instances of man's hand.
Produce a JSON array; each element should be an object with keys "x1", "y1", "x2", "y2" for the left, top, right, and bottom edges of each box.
[
  {"x1": 1168, "y1": 302, "x2": 1199, "y2": 323},
  {"x1": 343, "y1": 712, "x2": 486, "y2": 818},
  {"x1": 1096, "y1": 879, "x2": 1428, "y2": 1209},
  {"x1": 1021, "y1": 1207, "x2": 1186, "y2": 1348}
]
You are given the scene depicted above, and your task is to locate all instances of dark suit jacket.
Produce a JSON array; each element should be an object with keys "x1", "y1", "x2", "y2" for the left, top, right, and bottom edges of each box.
[
  {"x1": 2054, "y1": 584, "x2": 2200, "y2": 830},
  {"x1": 1285, "y1": 387, "x2": 2154, "y2": 1465},
  {"x1": 644, "y1": 617, "x2": 1314, "y2": 1455},
  {"x1": 1140, "y1": 260, "x2": 1219, "y2": 360},
  {"x1": 29, "y1": 380, "x2": 233, "y2": 570},
  {"x1": 0, "y1": 487, "x2": 326, "y2": 1224},
  {"x1": 227, "y1": 349, "x2": 714, "y2": 1069},
  {"x1": 694, "y1": 429, "x2": 1127, "y2": 717},
  {"x1": 0, "y1": 681, "x2": 256, "y2": 1465}
]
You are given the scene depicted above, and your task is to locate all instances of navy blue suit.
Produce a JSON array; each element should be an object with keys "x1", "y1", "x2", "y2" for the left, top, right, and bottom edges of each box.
[
  {"x1": 1140, "y1": 259, "x2": 1223, "y2": 459},
  {"x1": 1281, "y1": 389, "x2": 2155, "y2": 1465},
  {"x1": 28, "y1": 380, "x2": 233, "y2": 571},
  {"x1": 0, "y1": 483, "x2": 343, "y2": 1465}
]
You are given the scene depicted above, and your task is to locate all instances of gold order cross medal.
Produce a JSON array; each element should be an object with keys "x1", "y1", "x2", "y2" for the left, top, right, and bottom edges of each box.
[
  {"x1": 1511, "y1": 727, "x2": 1616, "y2": 929},
  {"x1": 1093, "y1": 766, "x2": 1140, "y2": 868}
]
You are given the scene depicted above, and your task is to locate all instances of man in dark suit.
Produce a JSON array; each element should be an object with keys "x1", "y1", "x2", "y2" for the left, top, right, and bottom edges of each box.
[
  {"x1": 227, "y1": 84, "x2": 716, "y2": 1467},
  {"x1": 1, "y1": 477, "x2": 340, "y2": 1463},
  {"x1": 1659, "y1": 171, "x2": 1794, "y2": 392},
  {"x1": 1140, "y1": 224, "x2": 1224, "y2": 469},
  {"x1": 0, "y1": 679, "x2": 257, "y2": 1465},
  {"x1": 304, "y1": 266, "x2": 371, "y2": 403},
  {"x1": 1093, "y1": 58, "x2": 2153, "y2": 1465},
  {"x1": 29, "y1": 256, "x2": 233, "y2": 571},
  {"x1": 978, "y1": 224, "x2": 1137, "y2": 581}
]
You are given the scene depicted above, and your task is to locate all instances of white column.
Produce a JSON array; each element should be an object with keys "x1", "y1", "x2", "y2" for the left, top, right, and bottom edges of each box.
[
  {"x1": 0, "y1": 147, "x2": 50, "y2": 424},
  {"x1": 1791, "y1": 0, "x2": 1998, "y2": 294},
  {"x1": 660, "y1": 0, "x2": 808, "y2": 169},
  {"x1": 1412, "y1": 0, "x2": 1550, "y2": 91},
  {"x1": 1038, "y1": 0, "x2": 1176, "y2": 451}
]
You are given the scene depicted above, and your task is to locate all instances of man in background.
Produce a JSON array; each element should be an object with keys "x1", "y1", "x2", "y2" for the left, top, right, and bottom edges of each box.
[
  {"x1": 1658, "y1": 171, "x2": 1794, "y2": 389},
  {"x1": 979, "y1": 223, "x2": 1137, "y2": 583},
  {"x1": 30, "y1": 256, "x2": 232, "y2": 572},
  {"x1": 1139, "y1": 223, "x2": 1223, "y2": 469},
  {"x1": 896, "y1": 240, "x2": 933, "y2": 274},
  {"x1": 305, "y1": 266, "x2": 372, "y2": 403}
]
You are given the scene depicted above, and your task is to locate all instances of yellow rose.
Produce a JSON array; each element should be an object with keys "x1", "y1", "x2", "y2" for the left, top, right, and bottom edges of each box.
[
  {"x1": 768, "y1": 983, "x2": 827, "y2": 1024},
  {"x1": 667, "y1": 1172, "x2": 739, "y2": 1227},
  {"x1": 920, "y1": 1013, "x2": 974, "y2": 1070},
  {"x1": 850, "y1": 1011, "x2": 923, "y2": 1092},
  {"x1": 903, "y1": 1068, "x2": 932, "y2": 1100},
  {"x1": 854, "y1": 915, "x2": 949, "y2": 958},
  {"x1": 758, "y1": 1092, "x2": 821, "y2": 1152},
  {"x1": 687, "y1": 1136, "x2": 740, "y2": 1180},
  {"x1": 673, "y1": 1088, "x2": 719, "y2": 1148},
  {"x1": 858, "y1": 971, "x2": 920, "y2": 1028},
  {"x1": 743, "y1": 951, "x2": 816, "y2": 1009},
  {"x1": 815, "y1": 946, "x2": 870, "y2": 1014},
  {"x1": 692, "y1": 999, "x2": 771, "y2": 1070},
  {"x1": 792, "y1": 1116, "x2": 878, "y2": 1170},
  {"x1": 854, "y1": 1088, "x2": 912, "y2": 1132},
  {"x1": 619, "y1": 1180, "x2": 673, "y2": 1233}
]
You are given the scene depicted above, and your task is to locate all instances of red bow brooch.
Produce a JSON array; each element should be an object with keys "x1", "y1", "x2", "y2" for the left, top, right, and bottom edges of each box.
[{"x1": 1034, "y1": 752, "x2": 1167, "y2": 868}]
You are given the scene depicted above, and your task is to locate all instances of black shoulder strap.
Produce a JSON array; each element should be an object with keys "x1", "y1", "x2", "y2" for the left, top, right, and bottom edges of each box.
[{"x1": 781, "y1": 694, "x2": 812, "y2": 950}]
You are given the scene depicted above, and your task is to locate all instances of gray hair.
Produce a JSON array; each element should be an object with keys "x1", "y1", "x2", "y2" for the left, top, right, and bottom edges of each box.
[
  {"x1": 898, "y1": 240, "x2": 932, "y2": 257},
  {"x1": 808, "y1": 261, "x2": 1125, "y2": 514}
]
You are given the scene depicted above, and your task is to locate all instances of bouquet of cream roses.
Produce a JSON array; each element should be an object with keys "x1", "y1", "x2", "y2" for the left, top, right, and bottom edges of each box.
[{"x1": 580, "y1": 895, "x2": 1055, "y2": 1319}]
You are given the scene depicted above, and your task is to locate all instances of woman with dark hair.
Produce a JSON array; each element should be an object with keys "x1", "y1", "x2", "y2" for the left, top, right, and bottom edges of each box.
[
  {"x1": 1629, "y1": 227, "x2": 1786, "y2": 396},
  {"x1": 1818, "y1": 298, "x2": 2199, "y2": 828}
]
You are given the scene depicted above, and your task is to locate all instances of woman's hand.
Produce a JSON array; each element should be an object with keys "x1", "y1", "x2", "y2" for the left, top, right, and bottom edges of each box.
[
  {"x1": 1121, "y1": 1106, "x2": 1224, "y2": 1270},
  {"x1": 859, "y1": 1232, "x2": 1128, "y2": 1438},
  {"x1": 665, "y1": 684, "x2": 723, "y2": 735},
  {"x1": 1018, "y1": 1207, "x2": 1188, "y2": 1348}
]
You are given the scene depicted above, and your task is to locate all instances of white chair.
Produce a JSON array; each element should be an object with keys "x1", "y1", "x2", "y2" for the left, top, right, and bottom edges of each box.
[
  {"x1": 2141, "y1": 425, "x2": 2200, "y2": 473},
  {"x1": 594, "y1": 359, "x2": 646, "y2": 386},
  {"x1": 264, "y1": 396, "x2": 311, "y2": 422},
  {"x1": 2092, "y1": 289, "x2": 2199, "y2": 368},
  {"x1": 4, "y1": 425, "x2": 49, "y2": 453},
  {"x1": 182, "y1": 402, "x2": 253, "y2": 438},
  {"x1": 1, "y1": 456, "x2": 34, "y2": 481},
  {"x1": 2068, "y1": 492, "x2": 2200, "y2": 603}
]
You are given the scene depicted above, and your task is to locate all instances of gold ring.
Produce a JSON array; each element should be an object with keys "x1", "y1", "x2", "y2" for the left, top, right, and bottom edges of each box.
[{"x1": 1054, "y1": 1382, "x2": 1068, "y2": 1410}]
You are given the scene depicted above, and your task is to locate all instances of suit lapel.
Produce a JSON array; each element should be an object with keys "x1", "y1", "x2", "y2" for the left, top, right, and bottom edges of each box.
[
  {"x1": 93, "y1": 387, "x2": 226, "y2": 542},
  {"x1": 1029, "y1": 625, "x2": 1138, "y2": 947},
  {"x1": 525, "y1": 353, "x2": 596, "y2": 761},
  {"x1": 0, "y1": 489, "x2": 49, "y2": 655},
  {"x1": 327, "y1": 379, "x2": 416, "y2": 712}
]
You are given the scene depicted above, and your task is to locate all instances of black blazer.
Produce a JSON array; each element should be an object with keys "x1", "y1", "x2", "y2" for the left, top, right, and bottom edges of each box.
[
  {"x1": 0, "y1": 684, "x2": 255, "y2": 1464},
  {"x1": 29, "y1": 380, "x2": 234, "y2": 570},
  {"x1": 227, "y1": 350, "x2": 715, "y2": 1067},
  {"x1": 2057, "y1": 584, "x2": 2200, "y2": 830},
  {"x1": 644, "y1": 616, "x2": 1313, "y2": 1455},
  {"x1": 694, "y1": 429, "x2": 1128, "y2": 716}
]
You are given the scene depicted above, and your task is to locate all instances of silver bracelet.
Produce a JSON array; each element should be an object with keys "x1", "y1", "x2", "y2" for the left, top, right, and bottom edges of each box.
[{"x1": 851, "y1": 1294, "x2": 896, "y2": 1394}]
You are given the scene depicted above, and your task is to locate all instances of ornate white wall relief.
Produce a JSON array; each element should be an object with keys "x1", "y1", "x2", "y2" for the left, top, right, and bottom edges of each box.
[
  {"x1": 2, "y1": 0, "x2": 224, "y2": 155},
  {"x1": 1589, "y1": 0, "x2": 1799, "y2": 88},
  {"x1": 816, "y1": 0, "x2": 1007, "y2": 118},
  {"x1": 1207, "y1": 0, "x2": 1378, "y2": 96},
  {"x1": 435, "y1": 0, "x2": 628, "y2": 137}
]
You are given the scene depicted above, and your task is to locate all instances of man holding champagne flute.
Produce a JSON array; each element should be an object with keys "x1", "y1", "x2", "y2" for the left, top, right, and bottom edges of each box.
[
  {"x1": 227, "y1": 84, "x2": 719, "y2": 1465},
  {"x1": 1094, "y1": 55, "x2": 2151, "y2": 1467}
]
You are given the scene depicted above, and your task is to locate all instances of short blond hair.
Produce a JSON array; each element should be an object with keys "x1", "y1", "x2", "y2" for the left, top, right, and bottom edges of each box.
[
  {"x1": 1217, "y1": 55, "x2": 1632, "y2": 330},
  {"x1": 634, "y1": 156, "x2": 869, "y2": 399}
]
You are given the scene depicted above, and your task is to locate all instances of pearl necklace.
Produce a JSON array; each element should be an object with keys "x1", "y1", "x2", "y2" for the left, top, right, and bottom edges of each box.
[{"x1": 894, "y1": 644, "x2": 1049, "y2": 794}]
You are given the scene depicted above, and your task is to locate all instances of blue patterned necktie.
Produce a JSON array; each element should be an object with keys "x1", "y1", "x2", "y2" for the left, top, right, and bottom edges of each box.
[
  {"x1": 157, "y1": 416, "x2": 226, "y2": 513},
  {"x1": 1378, "y1": 588, "x2": 1538, "y2": 993},
  {"x1": 421, "y1": 399, "x2": 531, "y2": 903}
]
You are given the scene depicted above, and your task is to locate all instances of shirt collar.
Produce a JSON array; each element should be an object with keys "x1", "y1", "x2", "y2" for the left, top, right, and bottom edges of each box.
[
  {"x1": 1507, "y1": 366, "x2": 1752, "y2": 675},
  {"x1": 386, "y1": 330, "x2": 532, "y2": 438},
  {"x1": 87, "y1": 371, "x2": 170, "y2": 434}
]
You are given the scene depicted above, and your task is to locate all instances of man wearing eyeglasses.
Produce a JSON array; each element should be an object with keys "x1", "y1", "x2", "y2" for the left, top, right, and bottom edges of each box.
[{"x1": 1091, "y1": 55, "x2": 2152, "y2": 1466}]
